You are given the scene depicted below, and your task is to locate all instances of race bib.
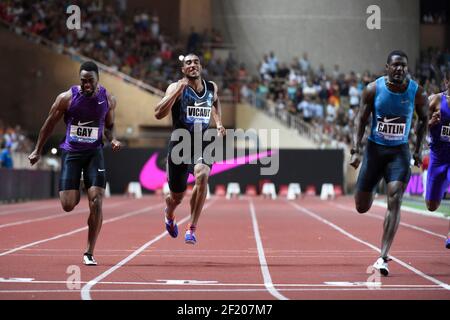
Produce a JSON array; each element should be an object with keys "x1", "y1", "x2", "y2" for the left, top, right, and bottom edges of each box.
[
  {"x1": 441, "y1": 125, "x2": 450, "y2": 142},
  {"x1": 375, "y1": 116, "x2": 406, "y2": 141},
  {"x1": 186, "y1": 103, "x2": 211, "y2": 124},
  {"x1": 69, "y1": 122, "x2": 99, "y2": 143}
]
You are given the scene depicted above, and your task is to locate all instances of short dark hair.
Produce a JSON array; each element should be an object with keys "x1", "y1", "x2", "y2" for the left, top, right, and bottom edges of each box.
[
  {"x1": 183, "y1": 53, "x2": 200, "y2": 64},
  {"x1": 387, "y1": 50, "x2": 408, "y2": 64},
  {"x1": 80, "y1": 61, "x2": 99, "y2": 76}
]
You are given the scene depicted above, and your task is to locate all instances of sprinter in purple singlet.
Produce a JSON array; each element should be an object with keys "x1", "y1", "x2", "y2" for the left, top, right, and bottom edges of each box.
[
  {"x1": 426, "y1": 70, "x2": 450, "y2": 249},
  {"x1": 28, "y1": 61, "x2": 121, "y2": 265}
]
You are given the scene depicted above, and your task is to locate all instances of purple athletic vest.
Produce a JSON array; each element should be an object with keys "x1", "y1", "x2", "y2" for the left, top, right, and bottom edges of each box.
[
  {"x1": 60, "y1": 85, "x2": 109, "y2": 152},
  {"x1": 429, "y1": 93, "x2": 450, "y2": 159}
]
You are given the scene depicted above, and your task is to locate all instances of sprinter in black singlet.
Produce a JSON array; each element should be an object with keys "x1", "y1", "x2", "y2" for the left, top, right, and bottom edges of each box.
[{"x1": 155, "y1": 54, "x2": 226, "y2": 245}]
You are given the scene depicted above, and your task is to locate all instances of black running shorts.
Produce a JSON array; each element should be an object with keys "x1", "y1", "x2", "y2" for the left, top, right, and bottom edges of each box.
[
  {"x1": 166, "y1": 137, "x2": 213, "y2": 193},
  {"x1": 59, "y1": 148, "x2": 106, "y2": 191},
  {"x1": 356, "y1": 140, "x2": 411, "y2": 192}
]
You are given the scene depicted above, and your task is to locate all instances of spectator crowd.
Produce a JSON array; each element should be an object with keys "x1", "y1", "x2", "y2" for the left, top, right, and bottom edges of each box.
[{"x1": 0, "y1": 0, "x2": 449, "y2": 153}]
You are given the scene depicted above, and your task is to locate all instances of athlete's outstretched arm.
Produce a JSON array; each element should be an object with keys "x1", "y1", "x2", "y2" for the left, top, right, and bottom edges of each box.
[
  {"x1": 350, "y1": 82, "x2": 375, "y2": 169},
  {"x1": 28, "y1": 90, "x2": 71, "y2": 165},
  {"x1": 412, "y1": 86, "x2": 429, "y2": 167},
  {"x1": 104, "y1": 92, "x2": 121, "y2": 152},
  {"x1": 210, "y1": 81, "x2": 226, "y2": 136},
  {"x1": 154, "y1": 79, "x2": 188, "y2": 120}
]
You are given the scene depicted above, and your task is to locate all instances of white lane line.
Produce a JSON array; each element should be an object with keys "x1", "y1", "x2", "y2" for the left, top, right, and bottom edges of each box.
[
  {"x1": 0, "y1": 278, "x2": 443, "y2": 288},
  {"x1": 0, "y1": 201, "x2": 127, "y2": 229},
  {"x1": 0, "y1": 204, "x2": 60, "y2": 216},
  {"x1": 289, "y1": 202, "x2": 450, "y2": 291},
  {"x1": 249, "y1": 199, "x2": 288, "y2": 300},
  {"x1": 0, "y1": 203, "x2": 164, "y2": 257},
  {"x1": 80, "y1": 200, "x2": 216, "y2": 300},
  {"x1": 335, "y1": 203, "x2": 447, "y2": 239},
  {"x1": 0, "y1": 288, "x2": 446, "y2": 294},
  {"x1": 373, "y1": 200, "x2": 449, "y2": 220}
]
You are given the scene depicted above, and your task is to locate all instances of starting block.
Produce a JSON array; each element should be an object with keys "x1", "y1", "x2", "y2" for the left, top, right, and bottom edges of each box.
[
  {"x1": 163, "y1": 182, "x2": 170, "y2": 196},
  {"x1": 261, "y1": 182, "x2": 277, "y2": 200},
  {"x1": 226, "y1": 182, "x2": 241, "y2": 199},
  {"x1": 287, "y1": 183, "x2": 301, "y2": 200},
  {"x1": 105, "y1": 182, "x2": 111, "y2": 198},
  {"x1": 320, "y1": 183, "x2": 335, "y2": 200},
  {"x1": 127, "y1": 182, "x2": 143, "y2": 199},
  {"x1": 206, "y1": 183, "x2": 211, "y2": 199}
]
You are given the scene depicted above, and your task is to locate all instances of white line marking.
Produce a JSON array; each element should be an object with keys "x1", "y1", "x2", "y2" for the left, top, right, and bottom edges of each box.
[
  {"x1": 335, "y1": 203, "x2": 447, "y2": 239},
  {"x1": 0, "y1": 201, "x2": 126, "y2": 229},
  {"x1": 249, "y1": 199, "x2": 288, "y2": 300},
  {"x1": 0, "y1": 278, "x2": 443, "y2": 288},
  {"x1": 289, "y1": 202, "x2": 450, "y2": 291},
  {"x1": 373, "y1": 200, "x2": 449, "y2": 220},
  {"x1": 80, "y1": 200, "x2": 216, "y2": 300},
  {"x1": 0, "y1": 204, "x2": 60, "y2": 216},
  {"x1": 0, "y1": 204, "x2": 164, "y2": 257},
  {"x1": 0, "y1": 288, "x2": 446, "y2": 294}
]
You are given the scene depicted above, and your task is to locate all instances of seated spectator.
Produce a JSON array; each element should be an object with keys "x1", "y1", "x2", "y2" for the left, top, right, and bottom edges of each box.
[{"x1": 0, "y1": 141, "x2": 13, "y2": 169}]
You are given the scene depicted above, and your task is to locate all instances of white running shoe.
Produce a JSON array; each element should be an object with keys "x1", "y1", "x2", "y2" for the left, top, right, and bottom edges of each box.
[
  {"x1": 373, "y1": 257, "x2": 390, "y2": 276},
  {"x1": 83, "y1": 253, "x2": 97, "y2": 266}
]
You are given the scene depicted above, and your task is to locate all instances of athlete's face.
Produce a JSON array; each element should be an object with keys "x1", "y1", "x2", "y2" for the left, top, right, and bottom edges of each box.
[
  {"x1": 182, "y1": 55, "x2": 202, "y2": 80},
  {"x1": 386, "y1": 56, "x2": 408, "y2": 84},
  {"x1": 80, "y1": 71, "x2": 98, "y2": 97}
]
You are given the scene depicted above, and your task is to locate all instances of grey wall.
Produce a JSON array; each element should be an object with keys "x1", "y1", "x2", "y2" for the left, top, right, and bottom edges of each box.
[{"x1": 212, "y1": 0, "x2": 420, "y2": 74}]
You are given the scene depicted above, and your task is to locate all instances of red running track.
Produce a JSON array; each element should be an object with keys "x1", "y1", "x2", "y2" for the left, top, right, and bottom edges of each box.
[{"x1": 0, "y1": 195, "x2": 448, "y2": 300}]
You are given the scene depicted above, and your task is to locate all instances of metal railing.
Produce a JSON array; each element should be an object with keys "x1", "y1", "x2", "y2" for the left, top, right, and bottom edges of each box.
[
  {"x1": 244, "y1": 91, "x2": 323, "y2": 144},
  {"x1": 0, "y1": 19, "x2": 165, "y2": 96}
]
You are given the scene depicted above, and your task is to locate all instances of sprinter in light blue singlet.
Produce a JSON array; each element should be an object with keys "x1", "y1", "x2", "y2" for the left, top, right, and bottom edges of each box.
[{"x1": 350, "y1": 51, "x2": 428, "y2": 275}]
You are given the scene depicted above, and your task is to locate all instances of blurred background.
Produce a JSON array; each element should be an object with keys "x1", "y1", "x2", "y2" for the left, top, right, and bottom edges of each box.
[{"x1": 0, "y1": 0, "x2": 448, "y2": 210}]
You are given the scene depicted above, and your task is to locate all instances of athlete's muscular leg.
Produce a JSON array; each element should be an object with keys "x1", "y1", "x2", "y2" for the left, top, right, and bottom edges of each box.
[
  {"x1": 189, "y1": 164, "x2": 210, "y2": 227},
  {"x1": 380, "y1": 181, "x2": 406, "y2": 259},
  {"x1": 165, "y1": 191, "x2": 185, "y2": 219},
  {"x1": 85, "y1": 186, "x2": 104, "y2": 255},
  {"x1": 60, "y1": 190, "x2": 81, "y2": 212},
  {"x1": 354, "y1": 191, "x2": 374, "y2": 214}
]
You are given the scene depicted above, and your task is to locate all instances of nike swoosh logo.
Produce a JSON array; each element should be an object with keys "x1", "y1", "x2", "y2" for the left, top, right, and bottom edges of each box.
[
  {"x1": 139, "y1": 151, "x2": 275, "y2": 191},
  {"x1": 98, "y1": 169, "x2": 105, "y2": 172},
  {"x1": 382, "y1": 117, "x2": 401, "y2": 123},
  {"x1": 77, "y1": 121, "x2": 94, "y2": 126},
  {"x1": 194, "y1": 101, "x2": 206, "y2": 107},
  {"x1": 98, "y1": 101, "x2": 106, "y2": 104}
]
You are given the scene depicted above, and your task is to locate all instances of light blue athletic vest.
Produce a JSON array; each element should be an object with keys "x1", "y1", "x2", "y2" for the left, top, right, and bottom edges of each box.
[{"x1": 368, "y1": 76, "x2": 418, "y2": 146}]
